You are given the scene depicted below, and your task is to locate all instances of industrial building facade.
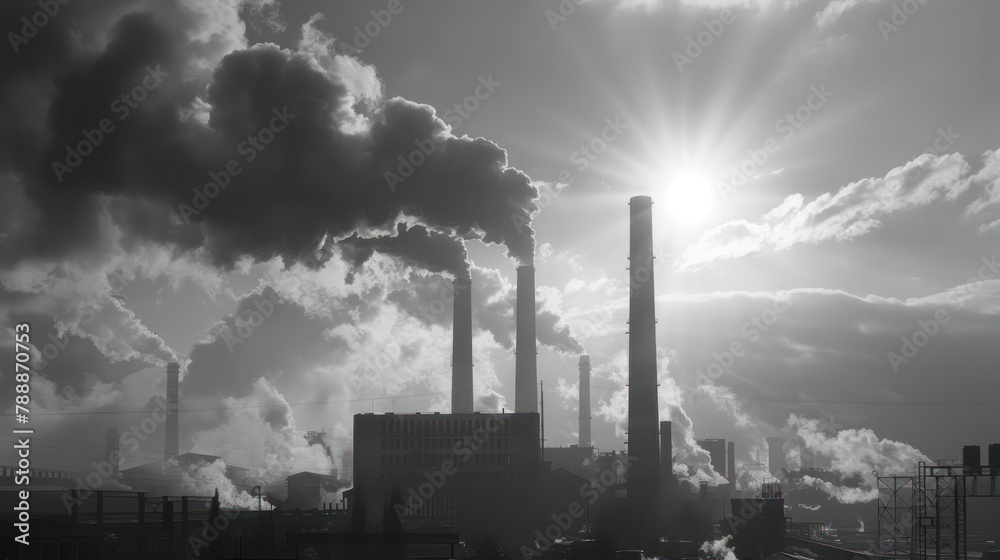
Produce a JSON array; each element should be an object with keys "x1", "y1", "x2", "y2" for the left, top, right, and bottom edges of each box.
[{"x1": 352, "y1": 412, "x2": 541, "y2": 524}]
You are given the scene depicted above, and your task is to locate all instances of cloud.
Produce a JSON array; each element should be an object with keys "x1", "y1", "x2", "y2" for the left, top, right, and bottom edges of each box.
[
  {"x1": 681, "y1": 151, "x2": 985, "y2": 269},
  {"x1": 964, "y1": 149, "x2": 1000, "y2": 231},
  {"x1": 813, "y1": 0, "x2": 879, "y2": 29}
]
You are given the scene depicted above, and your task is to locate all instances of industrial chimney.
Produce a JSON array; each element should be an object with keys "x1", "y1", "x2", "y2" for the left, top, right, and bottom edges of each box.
[
  {"x1": 514, "y1": 265, "x2": 538, "y2": 413},
  {"x1": 627, "y1": 196, "x2": 661, "y2": 500},
  {"x1": 579, "y1": 355, "x2": 591, "y2": 448},
  {"x1": 165, "y1": 361, "x2": 180, "y2": 458},
  {"x1": 452, "y1": 276, "x2": 474, "y2": 414},
  {"x1": 659, "y1": 420, "x2": 672, "y2": 480},
  {"x1": 727, "y1": 441, "x2": 736, "y2": 488}
]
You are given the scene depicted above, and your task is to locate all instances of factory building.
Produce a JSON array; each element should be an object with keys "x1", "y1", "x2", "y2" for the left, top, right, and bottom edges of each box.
[{"x1": 351, "y1": 411, "x2": 541, "y2": 527}]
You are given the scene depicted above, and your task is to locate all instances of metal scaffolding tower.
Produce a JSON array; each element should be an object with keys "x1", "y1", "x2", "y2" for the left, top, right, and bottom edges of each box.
[{"x1": 878, "y1": 460, "x2": 999, "y2": 560}]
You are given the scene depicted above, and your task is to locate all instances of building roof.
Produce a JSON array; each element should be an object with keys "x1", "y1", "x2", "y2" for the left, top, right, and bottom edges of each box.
[
  {"x1": 287, "y1": 471, "x2": 338, "y2": 482},
  {"x1": 121, "y1": 453, "x2": 247, "y2": 475},
  {"x1": 766, "y1": 553, "x2": 817, "y2": 560}
]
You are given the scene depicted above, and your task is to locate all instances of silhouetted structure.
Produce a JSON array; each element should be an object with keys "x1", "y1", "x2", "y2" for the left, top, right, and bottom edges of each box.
[
  {"x1": 698, "y1": 438, "x2": 727, "y2": 479},
  {"x1": 515, "y1": 265, "x2": 538, "y2": 413},
  {"x1": 351, "y1": 412, "x2": 540, "y2": 532},
  {"x1": 767, "y1": 436, "x2": 786, "y2": 477},
  {"x1": 626, "y1": 197, "x2": 661, "y2": 488},
  {"x1": 723, "y1": 484, "x2": 786, "y2": 560},
  {"x1": 728, "y1": 440, "x2": 736, "y2": 487},
  {"x1": 626, "y1": 195, "x2": 661, "y2": 545},
  {"x1": 452, "y1": 276, "x2": 474, "y2": 414},
  {"x1": 120, "y1": 453, "x2": 248, "y2": 496},
  {"x1": 579, "y1": 355, "x2": 591, "y2": 448},
  {"x1": 165, "y1": 361, "x2": 180, "y2": 458}
]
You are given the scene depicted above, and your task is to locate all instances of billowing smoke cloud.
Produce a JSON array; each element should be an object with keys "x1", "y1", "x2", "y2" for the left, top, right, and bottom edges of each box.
[
  {"x1": 735, "y1": 461, "x2": 777, "y2": 493},
  {"x1": 182, "y1": 459, "x2": 268, "y2": 510},
  {"x1": 787, "y1": 414, "x2": 929, "y2": 503},
  {"x1": 700, "y1": 536, "x2": 737, "y2": 560},
  {"x1": 0, "y1": 0, "x2": 538, "y2": 275},
  {"x1": 340, "y1": 223, "x2": 471, "y2": 282}
]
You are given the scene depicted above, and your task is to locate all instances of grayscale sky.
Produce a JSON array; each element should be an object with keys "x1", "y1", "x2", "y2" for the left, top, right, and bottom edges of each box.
[{"x1": 0, "y1": 0, "x2": 998, "y2": 496}]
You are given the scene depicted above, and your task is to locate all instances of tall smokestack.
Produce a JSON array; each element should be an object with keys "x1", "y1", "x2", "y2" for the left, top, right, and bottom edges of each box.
[
  {"x1": 515, "y1": 265, "x2": 538, "y2": 413},
  {"x1": 452, "y1": 276, "x2": 474, "y2": 414},
  {"x1": 627, "y1": 196, "x2": 660, "y2": 499},
  {"x1": 165, "y1": 361, "x2": 180, "y2": 458},
  {"x1": 727, "y1": 441, "x2": 736, "y2": 487},
  {"x1": 659, "y1": 420, "x2": 672, "y2": 480},
  {"x1": 579, "y1": 355, "x2": 591, "y2": 448}
]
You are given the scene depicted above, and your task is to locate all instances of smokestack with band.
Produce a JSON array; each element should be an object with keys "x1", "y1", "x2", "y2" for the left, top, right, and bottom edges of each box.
[
  {"x1": 166, "y1": 361, "x2": 180, "y2": 458},
  {"x1": 452, "y1": 276, "x2": 474, "y2": 413},
  {"x1": 515, "y1": 265, "x2": 538, "y2": 413},
  {"x1": 579, "y1": 355, "x2": 591, "y2": 448},
  {"x1": 627, "y1": 195, "x2": 661, "y2": 500}
]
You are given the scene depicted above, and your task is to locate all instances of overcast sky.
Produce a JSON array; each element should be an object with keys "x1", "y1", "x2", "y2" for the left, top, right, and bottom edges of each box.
[{"x1": 1, "y1": 0, "x2": 998, "y2": 500}]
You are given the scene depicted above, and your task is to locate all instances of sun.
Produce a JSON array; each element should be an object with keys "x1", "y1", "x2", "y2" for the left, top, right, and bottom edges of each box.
[{"x1": 664, "y1": 170, "x2": 715, "y2": 224}]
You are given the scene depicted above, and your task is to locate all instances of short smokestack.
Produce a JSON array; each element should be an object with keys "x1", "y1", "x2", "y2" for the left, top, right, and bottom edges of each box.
[
  {"x1": 165, "y1": 361, "x2": 180, "y2": 458},
  {"x1": 728, "y1": 441, "x2": 736, "y2": 487},
  {"x1": 515, "y1": 265, "x2": 538, "y2": 413},
  {"x1": 627, "y1": 196, "x2": 660, "y2": 498},
  {"x1": 105, "y1": 428, "x2": 120, "y2": 479},
  {"x1": 579, "y1": 355, "x2": 591, "y2": 448},
  {"x1": 452, "y1": 276, "x2": 473, "y2": 414},
  {"x1": 767, "y1": 436, "x2": 786, "y2": 476}
]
